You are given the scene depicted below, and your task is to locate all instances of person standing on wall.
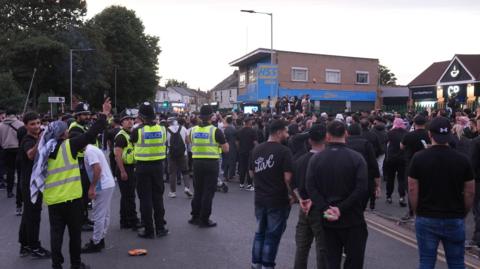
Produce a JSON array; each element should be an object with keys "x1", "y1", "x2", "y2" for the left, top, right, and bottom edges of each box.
[
  {"x1": 130, "y1": 102, "x2": 169, "y2": 238},
  {"x1": 188, "y1": 105, "x2": 229, "y2": 228}
]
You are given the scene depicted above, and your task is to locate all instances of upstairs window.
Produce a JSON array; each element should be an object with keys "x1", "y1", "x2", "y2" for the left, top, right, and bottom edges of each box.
[
  {"x1": 291, "y1": 67, "x2": 308, "y2": 82},
  {"x1": 326, "y1": 69, "x2": 341, "y2": 83},
  {"x1": 356, "y1": 71, "x2": 369, "y2": 84}
]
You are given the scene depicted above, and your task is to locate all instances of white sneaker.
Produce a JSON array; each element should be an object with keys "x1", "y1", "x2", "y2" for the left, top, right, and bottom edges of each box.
[
  {"x1": 168, "y1": 192, "x2": 176, "y2": 198},
  {"x1": 184, "y1": 188, "x2": 193, "y2": 198},
  {"x1": 245, "y1": 185, "x2": 254, "y2": 191},
  {"x1": 239, "y1": 184, "x2": 245, "y2": 189}
]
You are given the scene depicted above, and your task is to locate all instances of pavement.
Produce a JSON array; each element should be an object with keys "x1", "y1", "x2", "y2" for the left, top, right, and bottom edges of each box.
[{"x1": 0, "y1": 178, "x2": 474, "y2": 269}]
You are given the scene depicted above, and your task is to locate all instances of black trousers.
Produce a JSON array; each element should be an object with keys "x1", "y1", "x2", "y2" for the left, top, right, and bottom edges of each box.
[
  {"x1": 18, "y1": 177, "x2": 43, "y2": 249},
  {"x1": 222, "y1": 150, "x2": 237, "y2": 180},
  {"x1": 5, "y1": 149, "x2": 22, "y2": 205},
  {"x1": 135, "y1": 162, "x2": 166, "y2": 232},
  {"x1": 324, "y1": 224, "x2": 368, "y2": 269},
  {"x1": 191, "y1": 159, "x2": 218, "y2": 222},
  {"x1": 238, "y1": 151, "x2": 252, "y2": 185},
  {"x1": 48, "y1": 198, "x2": 83, "y2": 269},
  {"x1": 117, "y1": 165, "x2": 138, "y2": 226},
  {"x1": 78, "y1": 158, "x2": 90, "y2": 223},
  {"x1": 384, "y1": 158, "x2": 406, "y2": 198},
  {"x1": 294, "y1": 209, "x2": 328, "y2": 269}
]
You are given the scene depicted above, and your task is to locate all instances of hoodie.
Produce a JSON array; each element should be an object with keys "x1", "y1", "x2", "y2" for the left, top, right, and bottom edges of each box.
[
  {"x1": 0, "y1": 116, "x2": 24, "y2": 149},
  {"x1": 372, "y1": 123, "x2": 388, "y2": 155}
]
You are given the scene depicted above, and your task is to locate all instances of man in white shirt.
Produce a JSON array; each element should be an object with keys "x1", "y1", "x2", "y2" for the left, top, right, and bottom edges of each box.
[
  {"x1": 166, "y1": 117, "x2": 192, "y2": 198},
  {"x1": 81, "y1": 144, "x2": 115, "y2": 253}
]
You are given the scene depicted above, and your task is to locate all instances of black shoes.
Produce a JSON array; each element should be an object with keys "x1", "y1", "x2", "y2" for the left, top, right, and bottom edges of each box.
[
  {"x1": 19, "y1": 246, "x2": 31, "y2": 257},
  {"x1": 31, "y1": 246, "x2": 51, "y2": 259},
  {"x1": 399, "y1": 197, "x2": 407, "y2": 207},
  {"x1": 198, "y1": 220, "x2": 217, "y2": 228},
  {"x1": 156, "y1": 227, "x2": 169, "y2": 237},
  {"x1": 137, "y1": 228, "x2": 155, "y2": 239},
  {"x1": 188, "y1": 218, "x2": 200, "y2": 225},
  {"x1": 16, "y1": 206, "x2": 22, "y2": 216},
  {"x1": 81, "y1": 240, "x2": 103, "y2": 253}
]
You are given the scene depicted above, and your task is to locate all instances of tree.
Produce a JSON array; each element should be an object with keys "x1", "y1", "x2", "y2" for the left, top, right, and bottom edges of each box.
[
  {"x1": 165, "y1": 79, "x2": 188, "y2": 88},
  {"x1": 87, "y1": 6, "x2": 161, "y2": 109},
  {"x1": 0, "y1": 72, "x2": 25, "y2": 110},
  {"x1": 0, "y1": 0, "x2": 86, "y2": 34},
  {"x1": 379, "y1": 64, "x2": 397, "y2": 86}
]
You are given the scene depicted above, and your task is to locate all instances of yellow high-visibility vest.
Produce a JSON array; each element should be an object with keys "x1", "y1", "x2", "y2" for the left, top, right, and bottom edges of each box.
[
  {"x1": 133, "y1": 124, "x2": 167, "y2": 161},
  {"x1": 44, "y1": 139, "x2": 82, "y2": 205},
  {"x1": 191, "y1": 125, "x2": 220, "y2": 159},
  {"x1": 115, "y1": 129, "x2": 135, "y2": 165}
]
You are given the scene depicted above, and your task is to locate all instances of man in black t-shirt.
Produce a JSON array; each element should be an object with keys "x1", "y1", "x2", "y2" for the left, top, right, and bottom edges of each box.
[
  {"x1": 18, "y1": 112, "x2": 51, "y2": 258},
  {"x1": 249, "y1": 119, "x2": 294, "y2": 269},
  {"x1": 408, "y1": 117, "x2": 474, "y2": 268},
  {"x1": 401, "y1": 115, "x2": 430, "y2": 163}
]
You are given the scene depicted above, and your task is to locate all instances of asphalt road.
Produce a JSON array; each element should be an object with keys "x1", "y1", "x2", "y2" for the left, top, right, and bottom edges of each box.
[{"x1": 0, "y1": 181, "x2": 451, "y2": 269}]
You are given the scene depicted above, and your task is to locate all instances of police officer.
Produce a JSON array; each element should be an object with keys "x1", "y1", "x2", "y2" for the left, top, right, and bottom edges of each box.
[
  {"x1": 69, "y1": 102, "x2": 94, "y2": 231},
  {"x1": 114, "y1": 109, "x2": 140, "y2": 230},
  {"x1": 32, "y1": 98, "x2": 111, "y2": 269},
  {"x1": 130, "y1": 102, "x2": 168, "y2": 238},
  {"x1": 188, "y1": 105, "x2": 229, "y2": 228}
]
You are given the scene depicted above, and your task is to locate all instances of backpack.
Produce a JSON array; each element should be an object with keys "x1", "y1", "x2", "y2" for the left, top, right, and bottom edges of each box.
[{"x1": 167, "y1": 126, "x2": 186, "y2": 159}]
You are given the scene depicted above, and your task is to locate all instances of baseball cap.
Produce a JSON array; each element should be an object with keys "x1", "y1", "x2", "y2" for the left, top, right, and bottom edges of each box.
[{"x1": 428, "y1": 117, "x2": 452, "y2": 144}]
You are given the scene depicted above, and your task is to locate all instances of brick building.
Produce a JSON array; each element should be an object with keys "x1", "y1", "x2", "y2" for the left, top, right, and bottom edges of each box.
[{"x1": 229, "y1": 48, "x2": 380, "y2": 113}]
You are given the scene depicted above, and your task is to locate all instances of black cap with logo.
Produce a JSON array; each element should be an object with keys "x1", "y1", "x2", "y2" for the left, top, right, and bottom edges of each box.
[{"x1": 428, "y1": 116, "x2": 452, "y2": 144}]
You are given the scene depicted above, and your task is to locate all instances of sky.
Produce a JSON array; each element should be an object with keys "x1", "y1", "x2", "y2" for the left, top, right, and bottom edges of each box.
[{"x1": 86, "y1": 0, "x2": 480, "y2": 91}]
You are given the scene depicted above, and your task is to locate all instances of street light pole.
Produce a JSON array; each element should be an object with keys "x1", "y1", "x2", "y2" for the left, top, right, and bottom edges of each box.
[
  {"x1": 114, "y1": 65, "x2": 117, "y2": 113},
  {"x1": 240, "y1": 10, "x2": 273, "y2": 64},
  {"x1": 69, "y1": 48, "x2": 95, "y2": 110}
]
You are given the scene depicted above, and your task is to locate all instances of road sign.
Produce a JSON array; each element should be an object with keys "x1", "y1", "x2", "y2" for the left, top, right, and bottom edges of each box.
[{"x1": 48, "y1": 97, "x2": 65, "y2": 103}]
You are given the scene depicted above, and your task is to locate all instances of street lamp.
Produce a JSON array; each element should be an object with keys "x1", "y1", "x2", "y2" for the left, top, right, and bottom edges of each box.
[
  {"x1": 70, "y1": 48, "x2": 95, "y2": 110},
  {"x1": 240, "y1": 9, "x2": 273, "y2": 64}
]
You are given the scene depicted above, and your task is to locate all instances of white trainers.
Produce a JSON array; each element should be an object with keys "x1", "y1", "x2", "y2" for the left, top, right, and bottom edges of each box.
[
  {"x1": 239, "y1": 184, "x2": 245, "y2": 189},
  {"x1": 168, "y1": 192, "x2": 176, "y2": 198},
  {"x1": 245, "y1": 185, "x2": 255, "y2": 191},
  {"x1": 184, "y1": 188, "x2": 193, "y2": 198}
]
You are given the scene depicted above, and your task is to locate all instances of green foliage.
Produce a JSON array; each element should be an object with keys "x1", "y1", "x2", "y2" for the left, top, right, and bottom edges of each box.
[
  {"x1": 379, "y1": 64, "x2": 397, "y2": 86},
  {"x1": 165, "y1": 79, "x2": 188, "y2": 88},
  {"x1": 87, "y1": 6, "x2": 161, "y2": 110},
  {"x1": 0, "y1": 72, "x2": 26, "y2": 110},
  {"x1": 0, "y1": 3, "x2": 161, "y2": 113}
]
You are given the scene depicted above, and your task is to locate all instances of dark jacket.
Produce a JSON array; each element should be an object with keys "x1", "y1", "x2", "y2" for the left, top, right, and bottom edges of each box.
[
  {"x1": 361, "y1": 127, "x2": 382, "y2": 157},
  {"x1": 372, "y1": 123, "x2": 388, "y2": 156},
  {"x1": 347, "y1": 135, "x2": 380, "y2": 180},
  {"x1": 471, "y1": 136, "x2": 480, "y2": 182},
  {"x1": 306, "y1": 143, "x2": 368, "y2": 228}
]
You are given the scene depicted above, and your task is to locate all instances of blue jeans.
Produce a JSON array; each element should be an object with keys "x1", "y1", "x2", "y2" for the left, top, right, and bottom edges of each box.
[
  {"x1": 252, "y1": 206, "x2": 290, "y2": 268},
  {"x1": 415, "y1": 216, "x2": 465, "y2": 269}
]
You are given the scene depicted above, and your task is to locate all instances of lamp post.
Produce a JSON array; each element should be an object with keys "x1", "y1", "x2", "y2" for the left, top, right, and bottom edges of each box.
[
  {"x1": 70, "y1": 48, "x2": 95, "y2": 110},
  {"x1": 240, "y1": 10, "x2": 273, "y2": 65},
  {"x1": 241, "y1": 10, "x2": 277, "y2": 100}
]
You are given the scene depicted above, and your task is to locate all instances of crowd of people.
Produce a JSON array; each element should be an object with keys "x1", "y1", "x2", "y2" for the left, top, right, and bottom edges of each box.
[{"x1": 0, "y1": 95, "x2": 479, "y2": 269}]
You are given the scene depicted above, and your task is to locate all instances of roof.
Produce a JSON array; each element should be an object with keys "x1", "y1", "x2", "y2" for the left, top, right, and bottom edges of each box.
[
  {"x1": 168, "y1": 87, "x2": 196, "y2": 97},
  {"x1": 156, "y1": 86, "x2": 167, "y2": 92},
  {"x1": 229, "y1": 48, "x2": 378, "y2": 67},
  {"x1": 380, "y1": 86, "x2": 409, "y2": 97},
  {"x1": 211, "y1": 71, "x2": 238, "y2": 92},
  {"x1": 408, "y1": 61, "x2": 450, "y2": 87},
  {"x1": 456, "y1": 54, "x2": 480, "y2": 80}
]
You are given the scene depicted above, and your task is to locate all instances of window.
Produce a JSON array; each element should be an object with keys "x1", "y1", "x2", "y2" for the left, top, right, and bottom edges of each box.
[
  {"x1": 291, "y1": 67, "x2": 308, "y2": 82},
  {"x1": 326, "y1": 69, "x2": 341, "y2": 83},
  {"x1": 248, "y1": 67, "x2": 257, "y2": 83},
  {"x1": 356, "y1": 71, "x2": 369, "y2": 84},
  {"x1": 239, "y1": 72, "x2": 246, "y2": 87}
]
